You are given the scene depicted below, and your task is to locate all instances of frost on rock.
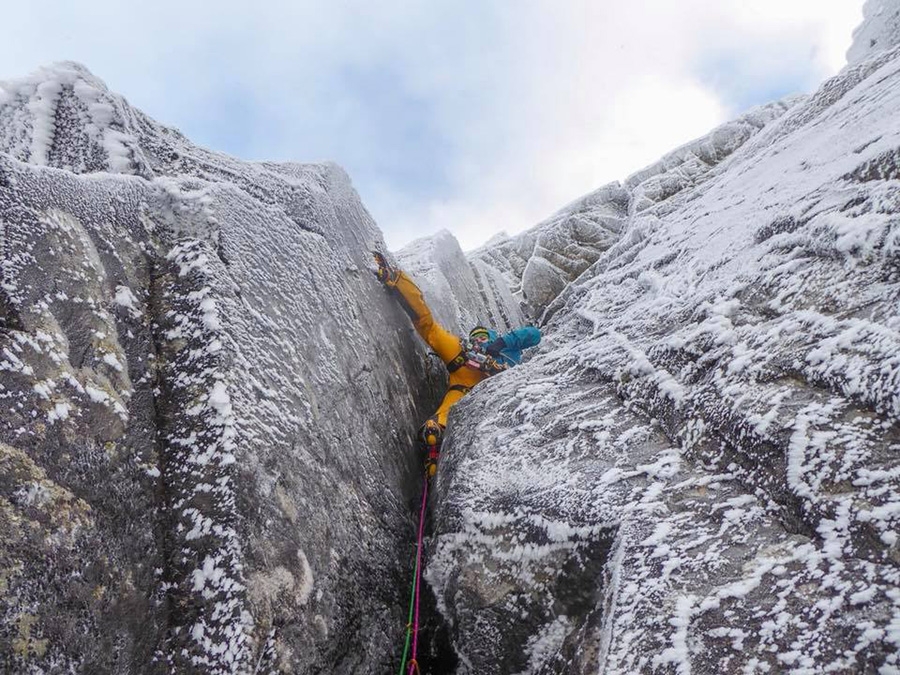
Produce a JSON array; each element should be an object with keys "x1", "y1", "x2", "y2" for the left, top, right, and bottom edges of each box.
[
  {"x1": 0, "y1": 63, "x2": 436, "y2": 673},
  {"x1": 469, "y1": 100, "x2": 794, "y2": 318},
  {"x1": 425, "y1": 42, "x2": 900, "y2": 674},
  {"x1": 2, "y1": 12, "x2": 900, "y2": 675},
  {"x1": 395, "y1": 229, "x2": 527, "y2": 333},
  {"x1": 847, "y1": 0, "x2": 900, "y2": 66},
  {"x1": 468, "y1": 182, "x2": 629, "y2": 318}
]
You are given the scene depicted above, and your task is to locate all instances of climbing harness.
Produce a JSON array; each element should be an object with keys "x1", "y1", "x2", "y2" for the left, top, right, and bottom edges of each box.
[
  {"x1": 447, "y1": 339, "x2": 507, "y2": 376},
  {"x1": 398, "y1": 473, "x2": 430, "y2": 675},
  {"x1": 445, "y1": 341, "x2": 470, "y2": 373}
]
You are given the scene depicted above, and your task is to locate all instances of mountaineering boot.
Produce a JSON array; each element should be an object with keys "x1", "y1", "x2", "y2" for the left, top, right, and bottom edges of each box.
[
  {"x1": 420, "y1": 419, "x2": 443, "y2": 478},
  {"x1": 420, "y1": 418, "x2": 442, "y2": 446}
]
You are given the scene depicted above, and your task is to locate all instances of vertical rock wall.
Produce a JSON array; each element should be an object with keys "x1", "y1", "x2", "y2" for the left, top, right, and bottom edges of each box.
[
  {"x1": 426, "y1": 38, "x2": 900, "y2": 675},
  {"x1": 0, "y1": 64, "x2": 439, "y2": 673}
]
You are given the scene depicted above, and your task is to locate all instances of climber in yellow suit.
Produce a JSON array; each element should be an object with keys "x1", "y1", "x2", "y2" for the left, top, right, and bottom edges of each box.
[{"x1": 374, "y1": 252, "x2": 541, "y2": 475}]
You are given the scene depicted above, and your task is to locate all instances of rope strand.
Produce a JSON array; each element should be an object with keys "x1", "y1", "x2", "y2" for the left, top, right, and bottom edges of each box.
[
  {"x1": 409, "y1": 474, "x2": 430, "y2": 673},
  {"x1": 398, "y1": 472, "x2": 430, "y2": 675}
]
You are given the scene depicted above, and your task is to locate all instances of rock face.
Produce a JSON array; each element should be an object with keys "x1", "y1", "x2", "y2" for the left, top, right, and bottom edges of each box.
[
  {"x1": 4, "y1": 12, "x2": 900, "y2": 675},
  {"x1": 470, "y1": 100, "x2": 794, "y2": 319},
  {"x1": 0, "y1": 63, "x2": 447, "y2": 673},
  {"x1": 426, "y1": 40, "x2": 900, "y2": 674},
  {"x1": 394, "y1": 229, "x2": 527, "y2": 335},
  {"x1": 847, "y1": 0, "x2": 900, "y2": 65}
]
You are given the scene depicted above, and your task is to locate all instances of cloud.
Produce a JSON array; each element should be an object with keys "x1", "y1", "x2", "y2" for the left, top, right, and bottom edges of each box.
[
  {"x1": 0, "y1": 1, "x2": 866, "y2": 250},
  {"x1": 374, "y1": 0, "x2": 865, "y2": 249}
]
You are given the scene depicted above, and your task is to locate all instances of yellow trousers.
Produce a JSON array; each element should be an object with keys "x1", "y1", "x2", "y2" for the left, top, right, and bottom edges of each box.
[{"x1": 387, "y1": 271, "x2": 486, "y2": 426}]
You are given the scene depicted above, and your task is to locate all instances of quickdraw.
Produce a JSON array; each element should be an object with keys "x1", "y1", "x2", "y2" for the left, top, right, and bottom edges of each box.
[{"x1": 464, "y1": 349, "x2": 506, "y2": 375}]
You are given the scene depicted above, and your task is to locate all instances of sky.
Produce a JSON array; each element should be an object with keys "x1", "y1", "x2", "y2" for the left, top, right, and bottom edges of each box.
[{"x1": 1, "y1": 1, "x2": 865, "y2": 250}]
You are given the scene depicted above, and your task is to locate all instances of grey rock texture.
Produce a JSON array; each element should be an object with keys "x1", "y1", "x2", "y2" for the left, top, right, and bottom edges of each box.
[
  {"x1": 0, "y1": 63, "x2": 439, "y2": 673},
  {"x1": 394, "y1": 229, "x2": 527, "y2": 335},
  {"x1": 425, "y1": 41, "x2": 900, "y2": 675},
  {"x1": 469, "y1": 101, "x2": 795, "y2": 319},
  {"x1": 847, "y1": 0, "x2": 900, "y2": 65},
  {"x1": 468, "y1": 182, "x2": 628, "y2": 320},
  {"x1": 3, "y1": 7, "x2": 900, "y2": 675}
]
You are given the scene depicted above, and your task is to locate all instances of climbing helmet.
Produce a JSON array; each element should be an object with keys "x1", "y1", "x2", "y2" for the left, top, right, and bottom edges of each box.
[{"x1": 468, "y1": 326, "x2": 491, "y2": 344}]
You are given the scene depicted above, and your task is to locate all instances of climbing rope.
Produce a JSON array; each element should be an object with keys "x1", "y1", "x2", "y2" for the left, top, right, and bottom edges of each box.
[{"x1": 398, "y1": 473, "x2": 430, "y2": 675}]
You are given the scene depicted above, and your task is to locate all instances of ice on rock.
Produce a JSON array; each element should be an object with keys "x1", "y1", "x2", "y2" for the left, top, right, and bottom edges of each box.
[
  {"x1": 405, "y1": 28, "x2": 900, "y2": 675},
  {"x1": 847, "y1": 0, "x2": 900, "y2": 65},
  {"x1": 468, "y1": 100, "x2": 794, "y2": 318},
  {"x1": 0, "y1": 63, "x2": 438, "y2": 673},
  {"x1": 395, "y1": 229, "x2": 526, "y2": 334},
  {"x1": 3, "y1": 6, "x2": 900, "y2": 673}
]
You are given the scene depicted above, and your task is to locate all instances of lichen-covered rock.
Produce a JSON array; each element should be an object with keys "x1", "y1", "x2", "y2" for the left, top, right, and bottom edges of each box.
[
  {"x1": 426, "y1": 42, "x2": 900, "y2": 675},
  {"x1": 0, "y1": 63, "x2": 439, "y2": 673}
]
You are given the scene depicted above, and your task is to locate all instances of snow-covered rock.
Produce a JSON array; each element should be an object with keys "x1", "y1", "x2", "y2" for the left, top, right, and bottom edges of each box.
[
  {"x1": 4, "y1": 7, "x2": 900, "y2": 674},
  {"x1": 394, "y1": 229, "x2": 526, "y2": 336},
  {"x1": 847, "y1": 0, "x2": 900, "y2": 65},
  {"x1": 427, "y1": 39, "x2": 900, "y2": 675},
  {"x1": 0, "y1": 63, "x2": 438, "y2": 673},
  {"x1": 470, "y1": 100, "x2": 795, "y2": 318}
]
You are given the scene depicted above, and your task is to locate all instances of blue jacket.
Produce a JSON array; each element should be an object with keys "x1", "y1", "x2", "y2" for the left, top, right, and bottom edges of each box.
[{"x1": 488, "y1": 326, "x2": 541, "y2": 367}]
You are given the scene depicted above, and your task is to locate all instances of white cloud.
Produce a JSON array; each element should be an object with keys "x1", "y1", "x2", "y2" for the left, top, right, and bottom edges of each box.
[
  {"x1": 0, "y1": 1, "x2": 866, "y2": 251},
  {"x1": 376, "y1": 0, "x2": 865, "y2": 249}
]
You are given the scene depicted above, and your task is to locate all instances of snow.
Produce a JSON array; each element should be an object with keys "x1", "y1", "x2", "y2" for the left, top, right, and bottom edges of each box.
[
  {"x1": 848, "y1": 0, "x2": 900, "y2": 65},
  {"x1": 101, "y1": 352, "x2": 123, "y2": 371},
  {"x1": 422, "y1": 36, "x2": 900, "y2": 675},
  {"x1": 2, "y1": 9, "x2": 900, "y2": 672},
  {"x1": 114, "y1": 285, "x2": 142, "y2": 318},
  {"x1": 0, "y1": 60, "x2": 429, "y2": 673},
  {"x1": 26, "y1": 79, "x2": 62, "y2": 165},
  {"x1": 47, "y1": 401, "x2": 70, "y2": 421}
]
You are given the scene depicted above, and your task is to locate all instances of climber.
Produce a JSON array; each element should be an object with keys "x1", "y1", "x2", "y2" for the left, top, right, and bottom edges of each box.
[{"x1": 374, "y1": 252, "x2": 541, "y2": 477}]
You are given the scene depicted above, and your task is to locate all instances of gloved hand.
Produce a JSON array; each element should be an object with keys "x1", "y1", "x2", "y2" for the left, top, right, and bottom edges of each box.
[
  {"x1": 481, "y1": 355, "x2": 507, "y2": 375},
  {"x1": 373, "y1": 251, "x2": 398, "y2": 285},
  {"x1": 484, "y1": 337, "x2": 506, "y2": 357}
]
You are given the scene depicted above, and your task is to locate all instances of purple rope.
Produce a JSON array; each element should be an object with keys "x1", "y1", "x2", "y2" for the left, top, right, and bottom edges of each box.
[{"x1": 409, "y1": 474, "x2": 430, "y2": 673}]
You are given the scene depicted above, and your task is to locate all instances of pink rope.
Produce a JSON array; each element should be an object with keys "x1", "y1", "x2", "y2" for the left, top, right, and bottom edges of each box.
[{"x1": 408, "y1": 474, "x2": 430, "y2": 674}]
